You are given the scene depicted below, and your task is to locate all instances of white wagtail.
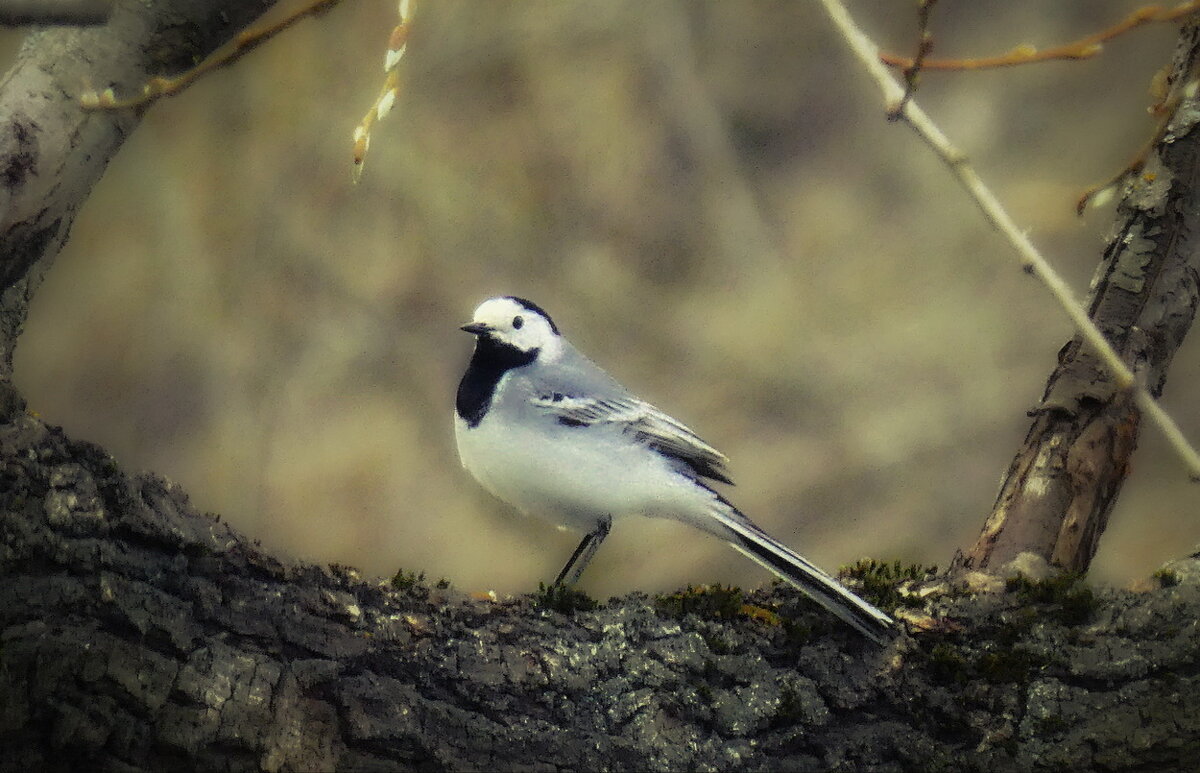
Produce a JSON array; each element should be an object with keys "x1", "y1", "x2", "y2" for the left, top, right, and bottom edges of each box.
[{"x1": 454, "y1": 296, "x2": 895, "y2": 644}]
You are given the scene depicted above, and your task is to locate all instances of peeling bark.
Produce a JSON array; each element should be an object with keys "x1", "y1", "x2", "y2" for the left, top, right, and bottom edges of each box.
[{"x1": 956, "y1": 20, "x2": 1200, "y2": 575}]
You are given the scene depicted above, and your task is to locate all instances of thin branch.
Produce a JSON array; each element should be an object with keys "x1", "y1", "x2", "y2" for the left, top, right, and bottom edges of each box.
[
  {"x1": 79, "y1": 0, "x2": 341, "y2": 111},
  {"x1": 817, "y1": 0, "x2": 1200, "y2": 481},
  {"x1": 880, "y1": 2, "x2": 1200, "y2": 71},
  {"x1": 880, "y1": 2, "x2": 1200, "y2": 214},
  {"x1": 77, "y1": 0, "x2": 412, "y2": 183},
  {"x1": 889, "y1": 0, "x2": 937, "y2": 119}
]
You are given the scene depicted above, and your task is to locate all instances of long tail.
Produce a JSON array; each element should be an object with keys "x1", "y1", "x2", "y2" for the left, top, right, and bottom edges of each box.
[{"x1": 707, "y1": 499, "x2": 895, "y2": 645}]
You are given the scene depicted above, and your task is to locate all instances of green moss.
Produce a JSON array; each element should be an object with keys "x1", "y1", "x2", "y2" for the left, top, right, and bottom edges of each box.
[
  {"x1": 1004, "y1": 572, "x2": 1097, "y2": 626},
  {"x1": 533, "y1": 582, "x2": 599, "y2": 614},
  {"x1": 840, "y1": 558, "x2": 939, "y2": 610},
  {"x1": 774, "y1": 686, "x2": 808, "y2": 725},
  {"x1": 924, "y1": 639, "x2": 1045, "y2": 687},
  {"x1": 654, "y1": 584, "x2": 745, "y2": 620},
  {"x1": 701, "y1": 631, "x2": 734, "y2": 655},
  {"x1": 390, "y1": 568, "x2": 426, "y2": 591},
  {"x1": 915, "y1": 571, "x2": 1094, "y2": 687},
  {"x1": 1033, "y1": 715, "x2": 1069, "y2": 737},
  {"x1": 1152, "y1": 568, "x2": 1180, "y2": 588},
  {"x1": 976, "y1": 648, "x2": 1042, "y2": 684},
  {"x1": 781, "y1": 618, "x2": 813, "y2": 648},
  {"x1": 926, "y1": 642, "x2": 970, "y2": 686},
  {"x1": 992, "y1": 606, "x2": 1039, "y2": 647}
]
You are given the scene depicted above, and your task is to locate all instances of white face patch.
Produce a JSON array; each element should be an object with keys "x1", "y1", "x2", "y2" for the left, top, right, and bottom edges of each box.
[{"x1": 470, "y1": 297, "x2": 559, "y2": 353}]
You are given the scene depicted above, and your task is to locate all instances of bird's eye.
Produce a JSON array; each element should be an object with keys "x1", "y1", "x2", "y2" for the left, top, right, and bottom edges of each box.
[{"x1": 512, "y1": 316, "x2": 524, "y2": 329}]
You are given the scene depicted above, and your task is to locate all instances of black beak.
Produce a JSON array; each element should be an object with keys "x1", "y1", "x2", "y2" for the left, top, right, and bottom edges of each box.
[{"x1": 460, "y1": 322, "x2": 490, "y2": 335}]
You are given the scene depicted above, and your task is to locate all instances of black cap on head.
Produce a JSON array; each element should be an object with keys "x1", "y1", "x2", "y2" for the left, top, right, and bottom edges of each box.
[{"x1": 504, "y1": 296, "x2": 559, "y2": 334}]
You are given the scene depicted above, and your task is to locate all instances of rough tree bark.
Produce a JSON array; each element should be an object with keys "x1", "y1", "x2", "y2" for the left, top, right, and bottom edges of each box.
[
  {"x1": 3, "y1": 3, "x2": 1200, "y2": 771},
  {"x1": 954, "y1": 21, "x2": 1200, "y2": 575},
  {"x1": 5, "y1": 412, "x2": 1200, "y2": 771}
]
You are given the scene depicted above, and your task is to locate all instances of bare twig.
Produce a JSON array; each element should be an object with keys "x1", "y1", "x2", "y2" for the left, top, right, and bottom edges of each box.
[
  {"x1": 880, "y1": 1, "x2": 1200, "y2": 71},
  {"x1": 79, "y1": 0, "x2": 341, "y2": 111},
  {"x1": 879, "y1": 1, "x2": 1200, "y2": 215},
  {"x1": 889, "y1": 0, "x2": 937, "y2": 120},
  {"x1": 77, "y1": 0, "x2": 412, "y2": 183},
  {"x1": 817, "y1": 0, "x2": 1200, "y2": 480}
]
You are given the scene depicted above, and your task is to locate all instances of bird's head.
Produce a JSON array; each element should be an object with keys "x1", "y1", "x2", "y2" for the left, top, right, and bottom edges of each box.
[{"x1": 461, "y1": 296, "x2": 561, "y2": 355}]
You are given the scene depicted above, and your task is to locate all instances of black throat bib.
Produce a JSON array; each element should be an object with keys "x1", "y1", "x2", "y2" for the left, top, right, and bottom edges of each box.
[{"x1": 456, "y1": 335, "x2": 538, "y2": 427}]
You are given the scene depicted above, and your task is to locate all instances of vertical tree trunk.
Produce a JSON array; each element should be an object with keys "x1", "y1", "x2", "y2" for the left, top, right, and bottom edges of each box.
[{"x1": 955, "y1": 20, "x2": 1200, "y2": 574}]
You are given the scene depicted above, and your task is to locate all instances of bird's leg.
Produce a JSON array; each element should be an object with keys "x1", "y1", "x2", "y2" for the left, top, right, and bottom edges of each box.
[{"x1": 552, "y1": 516, "x2": 611, "y2": 586}]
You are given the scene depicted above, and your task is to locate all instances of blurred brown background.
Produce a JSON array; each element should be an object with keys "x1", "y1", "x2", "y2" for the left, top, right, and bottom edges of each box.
[{"x1": 9, "y1": 1, "x2": 1199, "y2": 598}]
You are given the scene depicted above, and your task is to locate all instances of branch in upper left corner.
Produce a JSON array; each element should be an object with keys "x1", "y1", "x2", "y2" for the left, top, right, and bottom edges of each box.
[{"x1": 0, "y1": 0, "x2": 110, "y2": 25}]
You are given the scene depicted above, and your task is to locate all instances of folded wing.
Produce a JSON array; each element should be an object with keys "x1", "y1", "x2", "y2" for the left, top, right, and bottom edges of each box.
[{"x1": 531, "y1": 393, "x2": 733, "y2": 484}]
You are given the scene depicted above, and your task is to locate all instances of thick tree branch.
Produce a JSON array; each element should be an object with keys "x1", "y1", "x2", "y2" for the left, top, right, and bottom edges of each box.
[
  {"x1": 0, "y1": 1, "x2": 111, "y2": 27},
  {"x1": 958, "y1": 20, "x2": 1200, "y2": 573},
  {"x1": 4, "y1": 413, "x2": 1200, "y2": 770}
]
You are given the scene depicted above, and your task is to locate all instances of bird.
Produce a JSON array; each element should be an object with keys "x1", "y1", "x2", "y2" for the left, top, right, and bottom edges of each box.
[{"x1": 453, "y1": 295, "x2": 895, "y2": 644}]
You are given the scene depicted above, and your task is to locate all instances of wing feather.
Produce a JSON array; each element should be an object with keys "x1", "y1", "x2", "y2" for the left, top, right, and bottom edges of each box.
[{"x1": 531, "y1": 392, "x2": 733, "y2": 484}]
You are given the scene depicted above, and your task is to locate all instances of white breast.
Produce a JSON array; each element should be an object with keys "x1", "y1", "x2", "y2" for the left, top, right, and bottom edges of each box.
[{"x1": 454, "y1": 401, "x2": 711, "y2": 535}]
